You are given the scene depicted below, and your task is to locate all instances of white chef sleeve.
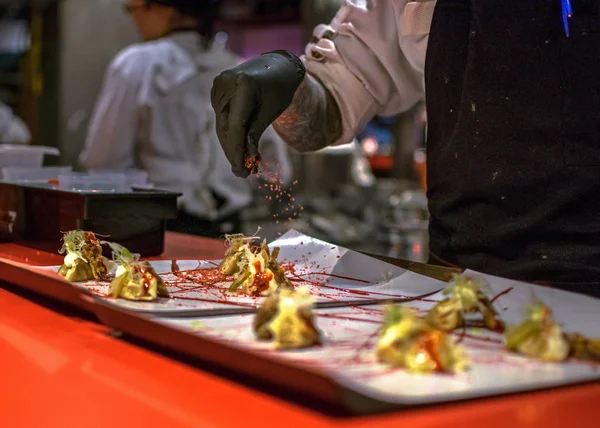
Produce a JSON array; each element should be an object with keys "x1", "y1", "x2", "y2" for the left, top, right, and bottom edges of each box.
[
  {"x1": 304, "y1": 0, "x2": 431, "y2": 145},
  {"x1": 79, "y1": 49, "x2": 143, "y2": 170}
]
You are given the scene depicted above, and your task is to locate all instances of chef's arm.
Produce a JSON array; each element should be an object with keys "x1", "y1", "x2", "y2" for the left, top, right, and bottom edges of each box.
[
  {"x1": 273, "y1": 73, "x2": 342, "y2": 153},
  {"x1": 212, "y1": 1, "x2": 427, "y2": 177},
  {"x1": 294, "y1": 0, "x2": 428, "y2": 147}
]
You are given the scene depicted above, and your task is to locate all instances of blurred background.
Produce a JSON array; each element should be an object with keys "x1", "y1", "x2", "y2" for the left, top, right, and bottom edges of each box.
[{"x1": 0, "y1": 0, "x2": 429, "y2": 262}]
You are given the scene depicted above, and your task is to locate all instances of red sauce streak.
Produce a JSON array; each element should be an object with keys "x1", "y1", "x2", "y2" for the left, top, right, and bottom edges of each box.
[
  {"x1": 319, "y1": 313, "x2": 381, "y2": 324},
  {"x1": 171, "y1": 260, "x2": 180, "y2": 273},
  {"x1": 289, "y1": 273, "x2": 416, "y2": 299},
  {"x1": 307, "y1": 272, "x2": 372, "y2": 284},
  {"x1": 167, "y1": 267, "x2": 229, "y2": 294},
  {"x1": 247, "y1": 260, "x2": 274, "y2": 296},
  {"x1": 453, "y1": 332, "x2": 503, "y2": 345},
  {"x1": 280, "y1": 264, "x2": 440, "y2": 301},
  {"x1": 133, "y1": 265, "x2": 152, "y2": 296},
  {"x1": 253, "y1": 273, "x2": 274, "y2": 296},
  {"x1": 490, "y1": 287, "x2": 514, "y2": 304},
  {"x1": 346, "y1": 328, "x2": 382, "y2": 364},
  {"x1": 287, "y1": 273, "x2": 368, "y2": 295},
  {"x1": 169, "y1": 295, "x2": 255, "y2": 308}
]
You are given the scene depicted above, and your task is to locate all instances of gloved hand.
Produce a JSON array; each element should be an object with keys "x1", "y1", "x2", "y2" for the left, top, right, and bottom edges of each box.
[{"x1": 211, "y1": 50, "x2": 306, "y2": 177}]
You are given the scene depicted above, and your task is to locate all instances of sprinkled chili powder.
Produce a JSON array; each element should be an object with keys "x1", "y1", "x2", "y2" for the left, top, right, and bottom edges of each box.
[{"x1": 245, "y1": 153, "x2": 262, "y2": 174}]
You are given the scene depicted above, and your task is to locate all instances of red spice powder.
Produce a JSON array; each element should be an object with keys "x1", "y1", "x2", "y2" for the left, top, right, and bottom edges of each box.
[{"x1": 245, "y1": 153, "x2": 262, "y2": 174}]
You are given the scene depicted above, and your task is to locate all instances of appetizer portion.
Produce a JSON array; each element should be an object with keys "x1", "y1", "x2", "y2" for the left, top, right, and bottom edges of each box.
[
  {"x1": 58, "y1": 230, "x2": 111, "y2": 282},
  {"x1": 220, "y1": 233, "x2": 293, "y2": 297},
  {"x1": 218, "y1": 233, "x2": 257, "y2": 276},
  {"x1": 565, "y1": 333, "x2": 600, "y2": 362},
  {"x1": 425, "y1": 274, "x2": 504, "y2": 333},
  {"x1": 105, "y1": 242, "x2": 169, "y2": 301},
  {"x1": 253, "y1": 287, "x2": 321, "y2": 349},
  {"x1": 253, "y1": 291, "x2": 279, "y2": 340},
  {"x1": 504, "y1": 301, "x2": 570, "y2": 362},
  {"x1": 377, "y1": 305, "x2": 469, "y2": 374}
]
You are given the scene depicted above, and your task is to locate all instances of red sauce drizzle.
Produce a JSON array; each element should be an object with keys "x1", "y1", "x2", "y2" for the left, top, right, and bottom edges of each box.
[
  {"x1": 167, "y1": 267, "x2": 229, "y2": 294},
  {"x1": 319, "y1": 313, "x2": 381, "y2": 324},
  {"x1": 287, "y1": 273, "x2": 412, "y2": 299},
  {"x1": 137, "y1": 266, "x2": 152, "y2": 296},
  {"x1": 490, "y1": 286, "x2": 514, "y2": 304},
  {"x1": 304, "y1": 272, "x2": 372, "y2": 284},
  {"x1": 345, "y1": 328, "x2": 382, "y2": 364},
  {"x1": 251, "y1": 261, "x2": 274, "y2": 296},
  {"x1": 170, "y1": 295, "x2": 255, "y2": 308}
]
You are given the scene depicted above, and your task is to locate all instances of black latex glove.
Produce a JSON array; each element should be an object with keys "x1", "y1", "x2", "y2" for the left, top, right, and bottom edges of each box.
[{"x1": 211, "y1": 50, "x2": 305, "y2": 178}]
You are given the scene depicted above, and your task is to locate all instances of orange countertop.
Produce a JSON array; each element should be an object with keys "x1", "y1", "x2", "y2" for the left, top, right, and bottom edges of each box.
[{"x1": 1, "y1": 233, "x2": 598, "y2": 427}]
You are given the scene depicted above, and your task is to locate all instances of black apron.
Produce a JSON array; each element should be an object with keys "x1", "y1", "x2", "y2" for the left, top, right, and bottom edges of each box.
[{"x1": 425, "y1": 0, "x2": 600, "y2": 297}]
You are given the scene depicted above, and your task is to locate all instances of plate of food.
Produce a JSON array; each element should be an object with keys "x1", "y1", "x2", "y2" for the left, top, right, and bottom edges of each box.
[
  {"x1": 148, "y1": 271, "x2": 600, "y2": 408},
  {"x1": 43, "y1": 229, "x2": 445, "y2": 316},
  {"x1": 4, "y1": 229, "x2": 600, "y2": 413}
]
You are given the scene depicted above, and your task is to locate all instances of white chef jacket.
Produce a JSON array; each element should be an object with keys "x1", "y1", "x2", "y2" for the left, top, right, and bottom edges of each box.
[
  {"x1": 80, "y1": 31, "x2": 292, "y2": 220},
  {"x1": 304, "y1": 0, "x2": 435, "y2": 145},
  {"x1": 0, "y1": 101, "x2": 30, "y2": 144}
]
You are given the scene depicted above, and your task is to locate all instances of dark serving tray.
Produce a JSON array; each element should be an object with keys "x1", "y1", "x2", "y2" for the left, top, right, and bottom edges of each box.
[{"x1": 0, "y1": 182, "x2": 181, "y2": 256}]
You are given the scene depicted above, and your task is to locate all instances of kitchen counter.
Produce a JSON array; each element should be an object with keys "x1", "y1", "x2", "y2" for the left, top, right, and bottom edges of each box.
[{"x1": 0, "y1": 232, "x2": 597, "y2": 427}]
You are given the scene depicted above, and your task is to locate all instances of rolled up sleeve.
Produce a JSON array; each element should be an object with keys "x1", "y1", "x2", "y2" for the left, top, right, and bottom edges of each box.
[{"x1": 304, "y1": 0, "x2": 432, "y2": 145}]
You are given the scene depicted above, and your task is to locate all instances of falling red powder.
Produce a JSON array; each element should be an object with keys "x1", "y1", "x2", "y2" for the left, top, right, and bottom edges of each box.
[
  {"x1": 252, "y1": 160, "x2": 306, "y2": 234},
  {"x1": 245, "y1": 153, "x2": 262, "y2": 174}
]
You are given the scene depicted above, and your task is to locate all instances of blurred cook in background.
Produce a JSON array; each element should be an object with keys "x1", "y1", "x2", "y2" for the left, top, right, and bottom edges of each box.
[
  {"x1": 0, "y1": 100, "x2": 30, "y2": 144},
  {"x1": 79, "y1": 0, "x2": 291, "y2": 238}
]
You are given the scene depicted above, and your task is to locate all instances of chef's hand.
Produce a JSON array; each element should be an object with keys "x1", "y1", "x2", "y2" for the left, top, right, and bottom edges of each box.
[{"x1": 211, "y1": 50, "x2": 305, "y2": 178}]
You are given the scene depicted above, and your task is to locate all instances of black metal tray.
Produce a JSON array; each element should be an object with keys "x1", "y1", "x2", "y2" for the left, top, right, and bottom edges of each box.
[{"x1": 0, "y1": 182, "x2": 180, "y2": 256}]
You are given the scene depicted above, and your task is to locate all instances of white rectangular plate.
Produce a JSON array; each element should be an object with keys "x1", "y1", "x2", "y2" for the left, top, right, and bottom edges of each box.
[
  {"x1": 41, "y1": 231, "x2": 444, "y2": 315},
  {"x1": 154, "y1": 270, "x2": 600, "y2": 405}
]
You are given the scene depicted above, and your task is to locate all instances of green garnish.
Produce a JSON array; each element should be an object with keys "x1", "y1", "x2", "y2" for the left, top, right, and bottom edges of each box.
[
  {"x1": 228, "y1": 270, "x2": 252, "y2": 293},
  {"x1": 59, "y1": 230, "x2": 87, "y2": 255},
  {"x1": 444, "y1": 274, "x2": 492, "y2": 311},
  {"x1": 102, "y1": 241, "x2": 139, "y2": 267},
  {"x1": 223, "y1": 227, "x2": 262, "y2": 250},
  {"x1": 381, "y1": 305, "x2": 413, "y2": 335}
]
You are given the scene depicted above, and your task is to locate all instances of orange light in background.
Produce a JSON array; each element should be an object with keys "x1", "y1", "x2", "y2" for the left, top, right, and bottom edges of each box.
[
  {"x1": 368, "y1": 155, "x2": 394, "y2": 171},
  {"x1": 412, "y1": 242, "x2": 422, "y2": 256},
  {"x1": 361, "y1": 137, "x2": 379, "y2": 156},
  {"x1": 414, "y1": 148, "x2": 427, "y2": 192}
]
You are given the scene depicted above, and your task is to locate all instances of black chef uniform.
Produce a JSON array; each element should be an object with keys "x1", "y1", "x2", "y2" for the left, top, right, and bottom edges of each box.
[{"x1": 425, "y1": 0, "x2": 600, "y2": 297}]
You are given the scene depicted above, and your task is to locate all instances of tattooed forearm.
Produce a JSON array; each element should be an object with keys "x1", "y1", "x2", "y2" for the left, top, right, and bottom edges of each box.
[{"x1": 273, "y1": 73, "x2": 343, "y2": 152}]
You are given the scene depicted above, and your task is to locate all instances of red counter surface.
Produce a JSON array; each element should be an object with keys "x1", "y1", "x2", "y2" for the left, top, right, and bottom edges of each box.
[{"x1": 0, "y1": 232, "x2": 598, "y2": 427}]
